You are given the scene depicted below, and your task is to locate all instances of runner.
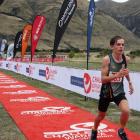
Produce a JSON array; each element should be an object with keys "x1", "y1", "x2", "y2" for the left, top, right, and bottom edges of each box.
[{"x1": 90, "y1": 36, "x2": 134, "y2": 140}]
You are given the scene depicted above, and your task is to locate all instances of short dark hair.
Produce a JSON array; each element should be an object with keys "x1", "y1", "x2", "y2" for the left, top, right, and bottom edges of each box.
[{"x1": 110, "y1": 36, "x2": 123, "y2": 46}]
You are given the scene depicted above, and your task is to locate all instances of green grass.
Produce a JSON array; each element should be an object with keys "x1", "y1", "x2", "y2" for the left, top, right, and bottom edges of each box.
[
  {"x1": 0, "y1": 69, "x2": 140, "y2": 140},
  {"x1": 52, "y1": 61, "x2": 101, "y2": 70},
  {"x1": 52, "y1": 57, "x2": 140, "y2": 72},
  {"x1": 0, "y1": 104, "x2": 26, "y2": 140}
]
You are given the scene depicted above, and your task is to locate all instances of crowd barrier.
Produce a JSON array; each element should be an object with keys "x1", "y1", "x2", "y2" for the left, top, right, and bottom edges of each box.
[
  {"x1": 0, "y1": 57, "x2": 65, "y2": 63},
  {"x1": 0, "y1": 60, "x2": 140, "y2": 111}
]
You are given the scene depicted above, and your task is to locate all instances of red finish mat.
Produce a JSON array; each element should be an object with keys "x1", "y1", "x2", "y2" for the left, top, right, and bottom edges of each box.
[{"x1": 0, "y1": 72, "x2": 140, "y2": 140}]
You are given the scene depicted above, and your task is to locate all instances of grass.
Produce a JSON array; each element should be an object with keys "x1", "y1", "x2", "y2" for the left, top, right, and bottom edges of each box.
[
  {"x1": 51, "y1": 53, "x2": 140, "y2": 72},
  {"x1": 0, "y1": 104, "x2": 26, "y2": 140},
  {"x1": 0, "y1": 68, "x2": 140, "y2": 139}
]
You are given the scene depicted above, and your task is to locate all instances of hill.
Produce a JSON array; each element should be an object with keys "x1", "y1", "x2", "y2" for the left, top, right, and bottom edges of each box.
[
  {"x1": 0, "y1": 0, "x2": 140, "y2": 51},
  {"x1": 96, "y1": 0, "x2": 140, "y2": 37}
]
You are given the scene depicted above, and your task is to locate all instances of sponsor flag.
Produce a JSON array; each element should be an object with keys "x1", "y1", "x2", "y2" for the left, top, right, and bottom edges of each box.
[
  {"x1": 0, "y1": 39, "x2": 7, "y2": 58},
  {"x1": 0, "y1": 0, "x2": 4, "y2": 5},
  {"x1": 13, "y1": 31, "x2": 23, "y2": 58},
  {"x1": 0, "y1": 38, "x2": 2, "y2": 47},
  {"x1": 52, "y1": 0, "x2": 77, "y2": 62},
  {"x1": 21, "y1": 24, "x2": 32, "y2": 60},
  {"x1": 87, "y1": 0, "x2": 95, "y2": 70},
  {"x1": 31, "y1": 15, "x2": 46, "y2": 61},
  {"x1": 6, "y1": 43, "x2": 14, "y2": 60}
]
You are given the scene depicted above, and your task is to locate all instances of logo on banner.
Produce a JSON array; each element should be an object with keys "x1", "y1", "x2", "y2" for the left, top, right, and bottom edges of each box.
[
  {"x1": 23, "y1": 29, "x2": 31, "y2": 42},
  {"x1": 10, "y1": 96, "x2": 51, "y2": 102},
  {"x1": 46, "y1": 67, "x2": 57, "y2": 80},
  {"x1": 2, "y1": 90, "x2": 36, "y2": 95},
  {"x1": 58, "y1": 0, "x2": 76, "y2": 27},
  {"x1": 92, "y1": 75, "x2": 102, "y2": 92},
  {"x1": 26, "y1": 65, "x2": 35, "y2": 75},
  {"x1": 14, "y1": 63, "x2": 22, "y2": 72},
  {"x1": 71, "y1": 76, "x2": 83, "y2": 88},
  {"x1": 35, "y1": 16, "x2": 44, "y2": 35},
  {"x1": 43, "y1": 122, "x2": 116, "y2": 139},
  {"x1": 83, "y1": 73, "x2": 92, "y2": 94},
  {"x1": 0, "y1": 62, "x2": 3, "y2": 67},
  {"x1": 46, "y1": 67, "x2": 50, "y2": 80},
  {"x1": 39, "y1": 67, "x2": 57, "y2": 80},
  {"x1": 6, "y1": 63, "x2": 12, "y2": 69},
  {"x1": 89, "y1": 8, "x2": 95, "y2": 26},
  {"x1": 71, "y1": 74, "x2": 101, "y2": 94},
  {"x1": 21, "y1": 106, "x2": 74, "y2": 116},
  {"x1": 33, "y1": 34, "x2": 38, "y2": 41},
  {"x1": 0, "y1": 84, "x2": 26, "y2": 88}
]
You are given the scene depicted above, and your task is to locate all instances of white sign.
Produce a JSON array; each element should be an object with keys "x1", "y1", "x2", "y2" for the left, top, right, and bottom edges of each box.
[{"x1": 1, "y1": 60, "x2": 140, "y2": 111}]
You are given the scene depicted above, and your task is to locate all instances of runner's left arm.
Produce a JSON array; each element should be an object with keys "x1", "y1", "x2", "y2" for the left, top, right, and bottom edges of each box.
[{"x1": 125, "y1": 56, "x2": 134, "y2": 94}]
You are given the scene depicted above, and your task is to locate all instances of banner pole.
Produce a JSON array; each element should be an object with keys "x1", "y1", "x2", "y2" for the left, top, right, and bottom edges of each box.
[{"x1": 85, "y1": 0, "x2": 95, "y2": 101}]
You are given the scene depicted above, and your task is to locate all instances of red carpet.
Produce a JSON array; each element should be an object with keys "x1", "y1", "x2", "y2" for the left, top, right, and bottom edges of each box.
[{"x1": 0, "y1": 72, "x2": 140, "y2": 140}]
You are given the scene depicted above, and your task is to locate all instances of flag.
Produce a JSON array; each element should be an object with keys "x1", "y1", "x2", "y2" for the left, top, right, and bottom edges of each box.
[
  {"x1": 87, "y1": 0, "x2": 95, "y2": 70},
  {"x1": 6, "y1": 43, "x2": 14, "y2": 60},
  {"x1": 21, "y1": 24, "x2": 32, "y2": 60},
  {"x1": 31, "y1": 15, "x2": 46, "y2": 61},
  {"x1": 0, "y1": 38, "x2": 2, "y2": 50},
  {"x1": 52, "y1": 0, "x2": 77, "y2": 62},
  {"x1": 0, "y1": 39, "x2": 7, "y2": 58},
  {"x1": 0, "y1": 0, "x2": 4, "y2": 5},
  {"x1": 13, "y1": 31, "x2": 23, "y2": 58}
]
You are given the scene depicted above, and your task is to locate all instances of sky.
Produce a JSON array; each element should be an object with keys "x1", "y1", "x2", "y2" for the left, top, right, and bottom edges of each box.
[
  {"x1": 91, "y1": 0, "x2": 129, "y2": 3},
  {"x1": 111, "y1": 0, "x2": 129, "y2": 2}
]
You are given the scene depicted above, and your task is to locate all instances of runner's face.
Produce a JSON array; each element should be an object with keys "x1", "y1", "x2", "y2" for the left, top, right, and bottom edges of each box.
[{"x1": 113, "y1": 39, "x2": 125, "y2": 55}]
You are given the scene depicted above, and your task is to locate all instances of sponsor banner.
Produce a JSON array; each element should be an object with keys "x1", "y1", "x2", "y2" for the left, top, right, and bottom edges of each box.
[
  {"x1": 0, "y1": 0, "x2": 4, "y2": 5},
  {"x1": 21, "y1": 24, "x2": 32, "y2": 59},
  {"x1": 6, "y1": 43, "x2": 14, "y2": 60},
  {"x1": 13, "y1": 31, "x2": 23, "y2": 58},
  {"x1": 31, "y1": 15, "x2": 46, "y2": 61},
  {"x1": 0, "y1": 39, "x2": 7, "y2": 57},
  {"x1": 0, "y1": 72, "x2": 140, "y2": 140},
  {"x1": 14, "y1": 63, "x2": 23, "y2": 73},
  {"x1": 52, "y1": 0, "x2": 77, "y2": 61},
  {"x1": 87, "y1": 0, "x2": 95, "y2": 69},
  {"x1": 0, "y1": 61, "x2": 140, "y2": 111}
]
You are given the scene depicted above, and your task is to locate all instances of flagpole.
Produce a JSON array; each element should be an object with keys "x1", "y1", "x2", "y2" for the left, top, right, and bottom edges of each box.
[
  {"x1": 87, "y1": 52, "x2": 89, "y2": 70},
  {"x1": 85, "y1": 0, "x2": 95, "y2": 101},
  {"x1": 85, "y1": 51, "x2": 89, "y2": 101}
]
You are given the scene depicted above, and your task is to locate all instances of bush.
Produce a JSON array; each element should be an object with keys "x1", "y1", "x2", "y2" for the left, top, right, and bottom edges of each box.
[
  {"x1": 129, "y1": 50, "x2": 140, "y2": 57},
  {"x1": 69, "y1": 51, "x2": 75, "y2": 58}
]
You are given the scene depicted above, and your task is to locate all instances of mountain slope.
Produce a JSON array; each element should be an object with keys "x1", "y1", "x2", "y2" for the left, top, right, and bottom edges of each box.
[
  {"x1": 0, "y1": 0, "x2": 140, "y2": 51},
  {"x1": 96, "y1": 0, "x2": 140, "y2": 37}
]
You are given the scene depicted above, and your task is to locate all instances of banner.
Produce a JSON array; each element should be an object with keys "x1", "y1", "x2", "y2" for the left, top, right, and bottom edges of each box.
[
  {"x1": 0, "y1": 38, "x2": 2, "y2": 47},
  {"x1": 0, "y1": 39, "x2": 7, "y2": 58},
  {"x1": 21, "y1": 24, "x2": 32, "y2": 60},
  {"x1": 1, "y1": 60, "x2": 140, "y2": 111},
  {"x1": 31, "y1": 15, "x2": 46, "y2": 61},
  {"x1": 52, "y1": 0, "x2": 77, "y2": 62},
  {"x1": 6, "y1": 43, "x2": 14, "y2": 60},
  {"x1": 0, "y1": 72, "x2": 140, "y2": 140},
  {"x1": 87, "y1": 0, "x2": 95, "y2": 69},
  {"x1": 0, "y1": 0, "x2": 4, "y2": 5},
  {"x1": 13, "y1": 31, "x2": 23, "y2": 58}
]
